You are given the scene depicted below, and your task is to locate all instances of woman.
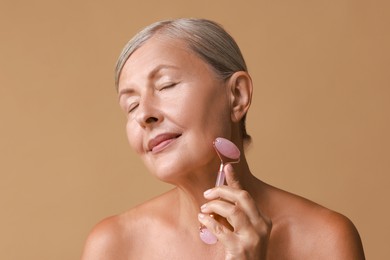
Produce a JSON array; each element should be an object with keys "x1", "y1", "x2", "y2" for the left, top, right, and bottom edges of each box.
[{"x1": 82, "y1": 18, "x2": 365, "y2": 259}]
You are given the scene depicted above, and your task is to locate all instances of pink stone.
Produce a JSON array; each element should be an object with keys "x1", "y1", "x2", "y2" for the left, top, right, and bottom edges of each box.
[
  {"x1": 199, "y1": 227, "x2": 218, "y2": 244},
  {"x1": 213, "y1": 137, "x2": 240, "y2": 161}
]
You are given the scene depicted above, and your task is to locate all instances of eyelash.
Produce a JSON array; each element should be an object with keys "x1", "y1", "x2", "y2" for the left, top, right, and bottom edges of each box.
[
  {"x1": 127, "y1": 103, "x2": 138, "y2": 114},
  {"x1": 159, "y1": 82, "x2": 177, "y2": 91}
]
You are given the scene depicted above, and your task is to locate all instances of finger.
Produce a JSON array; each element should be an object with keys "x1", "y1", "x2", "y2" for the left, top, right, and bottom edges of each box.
[
  {"x1": 224, "y1": 164, "x2": 242, "y2": 189},
  {"x1": 201, "y1": 199, "x2": 251, "y2": 232},
  {"x1": 204, "y1": 186, "x2": 262, "y2": 225}
]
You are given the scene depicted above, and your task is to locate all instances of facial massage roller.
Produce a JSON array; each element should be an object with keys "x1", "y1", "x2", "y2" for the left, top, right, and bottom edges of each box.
[{"x1": 199, "y1": 137, "x2": 240, "y2": 244}]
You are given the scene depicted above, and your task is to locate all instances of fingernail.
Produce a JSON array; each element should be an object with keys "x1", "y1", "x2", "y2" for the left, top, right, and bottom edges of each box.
[
  {"x1": 200, "y1": 204, "x2": 207, "y2": 211},
  {"x1": 198, "y1": 213, "x2": 206, "y2": 220},
  {"x1": 225, "y1": 164, "x2": 233, "y2": 171},
  {"x1": 203, "y1": 189, "x2": 212, "y2": 197}
]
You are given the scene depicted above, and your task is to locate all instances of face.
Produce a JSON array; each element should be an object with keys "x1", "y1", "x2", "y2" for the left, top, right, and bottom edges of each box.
[{"x1": 118, "y1": 35, "x2": 233, "y2": 183}]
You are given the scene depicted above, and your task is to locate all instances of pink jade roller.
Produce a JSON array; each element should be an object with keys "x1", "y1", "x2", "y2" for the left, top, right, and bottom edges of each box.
[{"x1": 199, "y1": 137, "x2": 241, "y2": 245}]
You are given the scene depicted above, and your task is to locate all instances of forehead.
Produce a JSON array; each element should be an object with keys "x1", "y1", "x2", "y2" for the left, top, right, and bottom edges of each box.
[
  {"x1": 121, "y1": 37, "x2": 189, "y2": 75},
  {"x1": 117, "y1": 35, "x2": 216, "y2": 90}
]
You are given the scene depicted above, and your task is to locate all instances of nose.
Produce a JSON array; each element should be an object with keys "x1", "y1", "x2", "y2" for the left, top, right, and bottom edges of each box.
[{"x1": 135, "y1": 98, "x2": 162, "y2": 128}]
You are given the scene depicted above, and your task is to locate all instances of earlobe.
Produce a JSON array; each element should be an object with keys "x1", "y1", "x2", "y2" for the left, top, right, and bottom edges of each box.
[{"x1": 228, "y1": 71, "x2": 253, "y2": 122}]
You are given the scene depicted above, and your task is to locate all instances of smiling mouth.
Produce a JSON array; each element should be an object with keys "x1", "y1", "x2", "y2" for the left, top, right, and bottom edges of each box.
[{"x1": 148, "y1": 133, "x2": 182, "y2": 154}]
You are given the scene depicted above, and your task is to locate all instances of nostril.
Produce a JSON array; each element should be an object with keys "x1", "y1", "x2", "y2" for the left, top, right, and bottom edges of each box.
[{"x1": 145, "y1": 116, "x2": 158, "y2": 124}]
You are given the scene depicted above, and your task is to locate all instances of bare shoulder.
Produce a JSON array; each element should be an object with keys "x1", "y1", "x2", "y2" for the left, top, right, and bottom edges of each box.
[
  {"x1": 316, "y1": 210, "x2": 365, "y2": 259},
  {"x1": 80, "y1": 214, "x2": 130, "y2": 260},
  {"x1": 264, "y1": 184, "x2": 365, "y2": 259},
  {"x1": 81, "y1": 190, "x2": 177, "y2": 260}
]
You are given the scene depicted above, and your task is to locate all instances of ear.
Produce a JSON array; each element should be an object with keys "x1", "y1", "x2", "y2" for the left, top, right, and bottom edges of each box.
[{"x1": 227, "y1": 71, "x2": 253, "y2": 123}]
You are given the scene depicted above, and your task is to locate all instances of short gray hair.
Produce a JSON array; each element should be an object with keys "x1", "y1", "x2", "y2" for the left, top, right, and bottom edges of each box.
[{"x1": 115, "y1": 18, "x2": 251, "y2": 143}]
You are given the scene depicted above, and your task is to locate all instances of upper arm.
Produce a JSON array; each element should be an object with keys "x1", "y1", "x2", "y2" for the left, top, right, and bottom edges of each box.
[{"x1": 81, "y1": 216, "x2": 126, "y2": 260}]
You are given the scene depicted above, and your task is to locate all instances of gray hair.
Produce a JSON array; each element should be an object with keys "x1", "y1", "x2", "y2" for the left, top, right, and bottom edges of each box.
[{"x1": 115, "y1": 18, "x2": 251, "y2": 143}]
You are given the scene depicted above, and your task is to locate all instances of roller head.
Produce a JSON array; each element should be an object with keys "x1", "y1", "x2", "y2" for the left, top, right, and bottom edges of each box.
[
  {"x1": 213, "y1": 137, "x2": 240, "y2": 163},
  {"x1": 199, "y1": 227, "x2": 218, "y2": 244}
]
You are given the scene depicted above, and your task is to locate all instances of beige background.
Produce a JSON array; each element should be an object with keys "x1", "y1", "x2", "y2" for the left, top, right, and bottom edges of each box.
[{"x1": 1, "y1": 0, "x2": 389, "y2": 259}]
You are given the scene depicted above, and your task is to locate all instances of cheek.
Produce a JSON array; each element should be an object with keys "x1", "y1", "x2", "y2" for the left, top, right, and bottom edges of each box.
[
  {"x1": 125, "y1": 121, "x2": 143, "y2": 153},
  {"x1": 194, "y1": 93, "x2": 231, "y2": 131}
]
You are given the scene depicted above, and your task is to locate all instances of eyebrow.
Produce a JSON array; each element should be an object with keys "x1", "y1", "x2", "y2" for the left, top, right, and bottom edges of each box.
[
  {"x1": 118, "y1": 64, "x2": 179, "y2": 99},
  {"x1": 118, "y1": 88, "x2": 135, "y2": 100},
  {"x1": 148, "y1": 64, "x2": 179, "y2": 80}
]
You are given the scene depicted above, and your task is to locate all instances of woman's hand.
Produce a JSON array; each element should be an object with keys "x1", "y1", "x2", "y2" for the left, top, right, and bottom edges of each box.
[{"x1": 198, "y1": 164, "x2": 272, "y2": 260}]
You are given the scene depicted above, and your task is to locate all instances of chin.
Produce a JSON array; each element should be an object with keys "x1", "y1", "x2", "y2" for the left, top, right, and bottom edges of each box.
[
  {"x1": 145, "y1": 161, "x2": 183, "y2": 182},
  {"x1": 142, "y1": 141, "x2": 217, "y2": 183}
]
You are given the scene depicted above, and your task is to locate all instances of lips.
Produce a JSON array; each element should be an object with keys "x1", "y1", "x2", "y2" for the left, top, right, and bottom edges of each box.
[{"x1": 148, "y1": 133, "x2": 182, "y2": 153}]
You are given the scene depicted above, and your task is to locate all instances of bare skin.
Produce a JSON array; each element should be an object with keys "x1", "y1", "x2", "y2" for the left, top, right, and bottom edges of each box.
[
  {"x1": 81, "y1": 164, "x2": 364, "y2": 259},
  {"x1": 81, "y1": 35, "x2": 365, "y2": 259}
]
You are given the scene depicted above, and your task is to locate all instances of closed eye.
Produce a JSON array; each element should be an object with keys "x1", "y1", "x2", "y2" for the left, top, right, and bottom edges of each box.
[
  {"x1": 159, "y1": 82, "x2": 178, "y2": 91},
  {"x1": 127, "y1": 103, "x2": 139, "y2": 114}
]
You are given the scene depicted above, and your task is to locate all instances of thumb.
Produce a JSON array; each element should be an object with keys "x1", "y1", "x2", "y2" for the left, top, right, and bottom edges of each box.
[{"x1": 224, "y1": 164, "x2": 242, "y2": 189}]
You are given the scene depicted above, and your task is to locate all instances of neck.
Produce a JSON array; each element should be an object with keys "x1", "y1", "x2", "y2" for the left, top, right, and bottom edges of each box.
[{"x1": 172, "y1": 155, "x2": 257, "y2": 231}]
